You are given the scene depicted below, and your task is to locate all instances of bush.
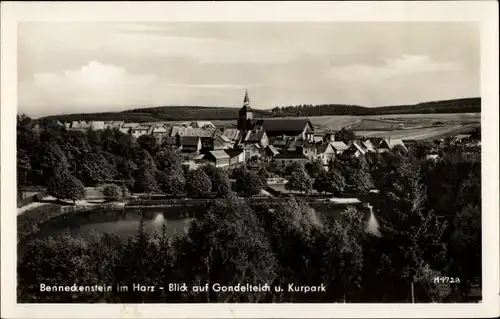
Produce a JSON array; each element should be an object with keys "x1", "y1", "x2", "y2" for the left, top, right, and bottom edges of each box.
[{"x1": 102, "y1": 184, "x2": 123, "y2": 201}]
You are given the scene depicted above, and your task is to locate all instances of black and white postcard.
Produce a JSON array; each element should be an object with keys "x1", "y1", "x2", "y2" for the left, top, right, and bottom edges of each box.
[{"x1": 1, "y1": 1, "x2": 499, "y2": 318}]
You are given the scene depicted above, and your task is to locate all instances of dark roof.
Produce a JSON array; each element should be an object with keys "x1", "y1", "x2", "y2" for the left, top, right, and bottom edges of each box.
[
  {"x1": 224, "y1": 148, "x2": 245, "y2": 158},
  {"x1": 253, "y1": 118, "x2": 313, "y2": 137},
  {"x1": 274, "y1": 152, "x2": 308, "y2": 159},
  {"x1": 244, "y1": 129, "x2": 266, "y2": 143},
  {"x1": 181, "y1": 136, "x2": 201, "y2": 147}
]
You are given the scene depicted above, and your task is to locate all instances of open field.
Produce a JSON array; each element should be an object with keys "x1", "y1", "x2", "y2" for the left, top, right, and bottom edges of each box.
[{"x1": 141, "y1": 113, "x2": 480, "y2": 140}]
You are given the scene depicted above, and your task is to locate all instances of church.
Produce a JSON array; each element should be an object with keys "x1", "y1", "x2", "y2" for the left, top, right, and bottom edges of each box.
[{"x1": 236, "y1": 90, "x2": 315, "y2": 143}]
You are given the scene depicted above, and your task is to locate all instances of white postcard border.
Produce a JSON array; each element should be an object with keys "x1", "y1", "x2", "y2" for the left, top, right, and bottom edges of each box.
[{"x1": 1, "y1": 1, "x2": 498, "y2": 318}]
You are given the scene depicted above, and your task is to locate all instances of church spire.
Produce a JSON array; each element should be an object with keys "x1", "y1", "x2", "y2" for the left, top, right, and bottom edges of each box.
[{"x1": 243, "y1": 89, "x2": 250, "y2": 107}]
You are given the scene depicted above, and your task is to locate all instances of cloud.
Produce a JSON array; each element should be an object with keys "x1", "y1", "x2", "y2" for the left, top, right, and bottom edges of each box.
[
  {"x1": 328, "y1": 54, "x2": 461, "y2": 82},
  {"x1": 19, "y1": 61, "x2": 156, "y2": 116}
]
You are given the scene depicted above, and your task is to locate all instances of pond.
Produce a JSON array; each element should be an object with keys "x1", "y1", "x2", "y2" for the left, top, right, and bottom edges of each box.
[{"x1": 19, "y1": 200, "x2": 381, "y2": 257}]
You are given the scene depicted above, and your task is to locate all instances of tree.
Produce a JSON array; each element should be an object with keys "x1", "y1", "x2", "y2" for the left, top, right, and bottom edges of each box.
[
  {"x1": 346, "y1": 169, "x2": 374, "y2": 194},
  {"x1": 172, "y1": 196, "x2": 278, "y2": 302},
  {"x1": 102, "y1": 184, "x2": 123, "y2": 202},
  {"x1": 285, "y1": 167, "x2": 312, "y2": 194},
  {"x1": 285, "y1": 161, "x2": 304, "y2": 177},
  {"x1": 335, "y1": 128, "x2": 356, "y2": 143},
  {"x1": 305, "y1": 161, "x2": 325, "y2": 178},
  {"x1": 47, "y1": 170, "x2": 85, "y2": 204},
  {"x1": 255, "y1": 198, "x2": 326, "y2": 302},
  {"x1": 313, "y1": 168, "x2": 345, "y2": 196},
  {"x1": 17, "y1": 149, "x2": 31, "y2": 199},
  {"x1": 137, "y1": 134, "x2": 158, "y2": 155},
  {"x1": 134, "y1": 161, "x2": 158, "y2": 196},
  {"x1": 257, "y1": 167, "x2": 270, "y2": 185},
  {"x1": 371, "y1": 157, "x2": 448, "y2": 302},
  {"x1": 156, "y1": 147, "x2": 182, "y2": 173},
  {"x1": 323, "y1": 206, "x2": 365, "y2": 302},
  {"x1": 77, "y1": 151, "x2": 114, "y2": 186},
  {"x1": 233, "y1": 169, "x2": 264, "y2": 196},
  {"x1": 185, "y1": 168, "x2": 212, "y2": 197},
  {"x1": 117, "y1": 159, "x2": 138, "y2": 189},
  {"x1": 203, "y1": 165, "x2": 231, "y2": 197},
  {"x1": 158, "y1": 171, "x2": 186, "y2": 196}
]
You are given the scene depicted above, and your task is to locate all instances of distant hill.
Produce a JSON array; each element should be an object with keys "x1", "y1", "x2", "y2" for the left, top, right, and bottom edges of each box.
[
  {"x1": 271, "y1": 97, "x2": 481, "y2": 117},
  {"x1": 40, "y1": 106, "x2": 273, "y2": 123},
  {"x1": 39, "y1": 98, "x2": 480, "y2": 122}
]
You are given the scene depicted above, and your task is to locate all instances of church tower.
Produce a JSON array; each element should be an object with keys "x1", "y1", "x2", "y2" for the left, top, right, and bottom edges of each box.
[{"x1": 237, "y1": 89, "x2": 254, "y2": 130}]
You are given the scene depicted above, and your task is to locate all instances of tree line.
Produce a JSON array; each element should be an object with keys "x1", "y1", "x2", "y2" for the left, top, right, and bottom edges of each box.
[
  {"x1": 271, "y1": 97, "x2": 481, "y2": 116},
  {"x1": 17, "y1": 114, "x2": 481, "y2": 303}
]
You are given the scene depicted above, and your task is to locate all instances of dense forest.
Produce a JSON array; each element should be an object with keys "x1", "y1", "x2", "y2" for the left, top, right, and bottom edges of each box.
[
  {"x1": 271, "y1": 98, "x2": 481, "y2": 117},
  {"x1": 17, "y1": 115, "x2": 481, "y2": 303},
  {"x1": 39, "y1": 98, "x2": 480, "y2": 122}
]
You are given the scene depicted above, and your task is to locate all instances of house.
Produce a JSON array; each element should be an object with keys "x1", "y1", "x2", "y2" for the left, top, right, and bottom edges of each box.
[
  {"x1": 361, "y1": 140, "x2": 377, "y2": 152},
  {"x1": 273, "y1": 151, "x2": 309, "y2": 168},
  {"x1": 264, "y1": 145, "x2": 279, "y2": 160},
  {"x1": 151, "y1": 126, "x2": 170, "y2": 143},
  {"x1": 213, "y1": 135, "x2": 233, "y2": 150},
  {"x1": 241, "y1": 129, "x2": 269, "y2": 148},
  {"x1": 237, "y1": 90, "x2": 315, "y2": 141},
  {"x1": 316, "y1": 143, "x2": 337, "y2": 165},
  {"x1": 330, "y1": 141, "x2": 349, "y2": 154},
  {"x1": 343, "y1": 141, "x2": 367, "y2": 158},
  {"x1": 66, "y1": 121, "x2": 93, "y2": 132},
  {"x1": 119, "y1": 122, "x2": 139, "y2": 134},
  {"x1": 130, "y1": 125, "x2": 154, "y2": 139},
  {"x1": 189, "y1": 121, "x2": 216, "y2": 129},
  {"x1": 378, "y1": 138, "x2": 408, "y2": 153},
  {"x1": 252, "y1": 118, "x2": 315, "y2": 141},
  {"x1": 91, "y1": 121, "x2": 106, "y2": 130},
  {"x1": 213, "y1": 128, "x2": 241, "y2": 142},
  {"x1": 169, "y1": 126, "x2": 216, "y2": 152},
  {"x1": 225, "y1": 148, "x2": 246, "y2": 166},
  {"x1": 204, "y1": 150, "x2": 231, "y2": 168},
  {"x1": 245, "y1": 143, "x2": 263, "y2": 160},
  {"x1": 180, "y1": 136, "x2": 202, "y2": 153},
  {"x1": 271, "y1": 136, "x2": 292, "y2": 151}
]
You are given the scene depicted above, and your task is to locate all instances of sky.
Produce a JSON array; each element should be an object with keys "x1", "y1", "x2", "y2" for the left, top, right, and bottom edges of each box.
[{"x1": 18, "y1": 22, "x2": 480, "y2": 118}]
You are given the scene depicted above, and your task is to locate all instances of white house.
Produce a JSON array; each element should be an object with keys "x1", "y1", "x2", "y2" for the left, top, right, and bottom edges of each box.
[{"x1": 273, "y1": 152, "x2": 308, "y2": 167}]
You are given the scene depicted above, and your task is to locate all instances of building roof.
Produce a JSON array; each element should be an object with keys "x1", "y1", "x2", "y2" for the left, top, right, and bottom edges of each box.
[
  {"x1": 224, "y1": 148, "x2": 245, "y2": 158},
  {"x1": 208, "y1": 150, "x2": 230, "y2": 159},
  {"x1": 330, "y1": 141, "x2": 349, "y2": 151},
  {"x1": 218, "y1": 135, "x2": 231, "y2": 143},
  {"x1": 380, "y1": 138, "x2": 408, "y2": 151},
  {"x1": 362, "y1": 140, "x2": 376, "y2": 152},
  {"x1": 181, "y1": 136, "x2": 201, "y2": 147},
  {"x1": 266, "y1": 145, "x2": 279, "y2": 155},
  {"x1": 152, "y1": 126, "x2": 168, "y2": 134},
  {"x1": 244, "y1": 129, "x2": 266, "y2": 143},
  {"x1": 170, "y1": 126, "x2": 216, "y2": 138},
  {"x1": 348, "y1": 142, "x2": 367, "y2": 154},
  {"x1": 274, "y1": 152, "x2": 308, "y2": 159},
  {"x1": 132, "y1": 124, "x2": 152, "y2": 131},
  {"x1": 190, "y1": 121, "x2": 216, "y2": 128},
  {"x1": 253, "y1": 118, "x2": 313, "y2": 137},
  {"x1": 122, "y1": 122, "x2": 140, "y2": 128},
  {"x1": 213, "y1": 128, "x2": 241, "y2": 141}
]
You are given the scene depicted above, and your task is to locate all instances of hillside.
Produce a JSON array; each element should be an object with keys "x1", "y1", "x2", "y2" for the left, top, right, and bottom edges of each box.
[
  {"x1": 41, "y1": 106, "x2": 273, "y2": 123},
  {"x1": 39, "y1": 97, "x2": 480, "y2": 122},
  {"x1": 272, "y1": 97, "x2": 481, "y2": 116}
]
